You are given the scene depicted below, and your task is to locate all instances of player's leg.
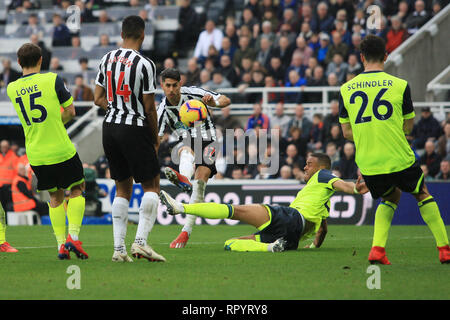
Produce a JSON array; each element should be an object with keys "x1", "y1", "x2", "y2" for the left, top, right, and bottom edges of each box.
[
  {"x1": 111, "y1": 177, "x2": 133, "y2": 262},
  {"x1": 64, "y1": 181, "x2": 89, "y2": 260},
  {"x1": 412, "y1": 184, "x2": 449, "y2": 263},
  {"x1": 164, "y1": 146, "x2": 194, "y2": 193},
  {"x1": 131, "y1": 175, "x2": 165, "y2": 262},
  {"x1": 48, "y1": 188, "x2": 70, "y2": 259},
  {"x1": 172, "y1": 166, "x2": 210, "y2": 248},
  {"x1": 0, "y1": 202, "x2": 18, "y2": 253}
]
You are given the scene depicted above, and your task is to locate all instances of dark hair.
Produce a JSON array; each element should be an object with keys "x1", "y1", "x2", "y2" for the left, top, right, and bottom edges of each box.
[
  {"x1": 79, "y1": 57, "x2": 88, "y2": 64},
  {"x1": 360, "y1": 34, "x2": 386, "y2": 63},
  {"x1": 121, "y1": 15, "x2": 145, "y2": 40},
  {"x1": 17, "y1": 43, "x2": 42, "y2": 68},
  {"x1": 310, "y1": 152, "x2": 332, "y2": 169},
  {"x1": 160, "y1": 68, "x2": 181, "y2": 82}
]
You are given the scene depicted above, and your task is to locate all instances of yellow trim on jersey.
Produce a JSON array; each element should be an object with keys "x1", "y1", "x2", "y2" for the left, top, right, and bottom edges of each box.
[
  {"x1": 61, "y1": 96, "x2": 74, "y2": 108},
  {"x1": 258, "y1": 205, "x2": 273, "y2": 231}
]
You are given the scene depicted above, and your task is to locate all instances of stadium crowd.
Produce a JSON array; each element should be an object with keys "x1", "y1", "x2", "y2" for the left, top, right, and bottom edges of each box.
[{"x1": 1, "y1": 0, "x2": 449, "y2": 197}]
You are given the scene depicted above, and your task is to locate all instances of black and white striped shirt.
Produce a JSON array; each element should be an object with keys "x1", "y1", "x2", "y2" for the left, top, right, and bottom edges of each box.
[
  {"x1": 95, "y1": 48, "x2": 157, "y2": 127},
  {"x1": 157, "y1": 86, "x2": 221, "y2": 141}
]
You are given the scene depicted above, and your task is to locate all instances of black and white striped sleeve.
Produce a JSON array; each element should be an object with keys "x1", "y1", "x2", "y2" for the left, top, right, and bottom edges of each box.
[
  {"x1": 141, "y1": 58, "x2": 157, "y2": 94},
  {"x1": 95, "y1": 54, "x2": 107, "y2": 88},
  {"x1": 182, "y1": 86, "x2": 223, "y2": 108},
  {"x1": 157, "y1": 100, "x2": 168, "y2": 136}
]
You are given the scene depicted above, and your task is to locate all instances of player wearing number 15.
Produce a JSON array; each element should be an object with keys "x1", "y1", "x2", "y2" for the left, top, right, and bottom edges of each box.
[
  {"x1": 7, "y1": 43, "x2": 88, "y2": 260},
  {"x1": 338, "y1": 35, "x2": 449, "y2": 264}
]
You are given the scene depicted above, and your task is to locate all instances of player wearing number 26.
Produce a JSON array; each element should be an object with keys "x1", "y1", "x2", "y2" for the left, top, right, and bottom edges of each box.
[
  {"x1": 339, "y1": 35, "x2": 449, "y2": 265},
  {"x1": 7, "y1": 43, "x2": 88, "y2": 260}
]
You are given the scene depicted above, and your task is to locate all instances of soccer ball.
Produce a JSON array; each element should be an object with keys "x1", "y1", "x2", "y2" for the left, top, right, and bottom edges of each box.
[{"x1": 179, "y1": 99, "x2": 208, "y2": 128}]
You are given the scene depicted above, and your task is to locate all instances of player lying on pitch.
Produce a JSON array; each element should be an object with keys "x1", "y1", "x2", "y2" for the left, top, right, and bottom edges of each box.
[{"x1": 160, "y1": 153, "x2": 368, "y2": 252}]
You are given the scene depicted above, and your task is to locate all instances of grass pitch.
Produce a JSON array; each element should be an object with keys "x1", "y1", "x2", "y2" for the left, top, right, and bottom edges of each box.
[{"x1": 0, "y1": 224, "x2": 448, "y2": 300}]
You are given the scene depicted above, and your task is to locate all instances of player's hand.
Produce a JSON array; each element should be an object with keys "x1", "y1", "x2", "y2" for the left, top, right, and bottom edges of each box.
[
  {"x1": 355, "y1": 175, "x2": 369, "y2": 194},
  {"x1": 202, "y1": 94, "x2": 216, "y2": 107}
]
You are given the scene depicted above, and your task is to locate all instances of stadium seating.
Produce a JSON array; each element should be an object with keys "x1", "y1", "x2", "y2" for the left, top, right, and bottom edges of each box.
[{"x1": 7, "y1": 210, "x2": 41, "y2": 226}]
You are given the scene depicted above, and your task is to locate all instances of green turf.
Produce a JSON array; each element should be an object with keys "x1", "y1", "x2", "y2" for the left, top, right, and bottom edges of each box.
[{"x1": 0, "y1": 224, "x2": 448, "y2": 300}]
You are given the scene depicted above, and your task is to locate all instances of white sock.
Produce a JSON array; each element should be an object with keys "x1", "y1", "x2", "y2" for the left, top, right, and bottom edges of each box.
[
  {"x1": 112, "y1": 197, "x2": 129, "y2": 253},
  {"x1": 135, "y1": 192, "x2": 159, "y2": 246},
  {"x1": 179, "y1": 149, "x2": 195, "y2": 180},
  {"x1": 182, "y1": 180, "x2": 206, "y2": 235}
]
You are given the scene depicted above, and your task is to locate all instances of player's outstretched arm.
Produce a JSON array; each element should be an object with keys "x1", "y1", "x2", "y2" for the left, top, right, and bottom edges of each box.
[
  {"x1": 94, "y1": 85, "x2": 108, "y2": 110},
  {"x1": 332, "y1": 176, "x2": 369, "y2": 195},
  {"x1": 403, "y1": 118, "x2": 414, "y2": 135},
  {"x1": 202, "y1": 94, "x2": 231, "y2": 108},
  {"x1": 143, "y1": 93, "x2": 159, "y2": 151},
  {"x1": 306, "y1": 219, "x2": 328, "y2": 248}
]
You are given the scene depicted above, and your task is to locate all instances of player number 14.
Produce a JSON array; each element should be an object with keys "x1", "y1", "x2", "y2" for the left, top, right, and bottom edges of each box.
[{"x1": 106, "y1": 71, "x2": 131, "y2": 103}]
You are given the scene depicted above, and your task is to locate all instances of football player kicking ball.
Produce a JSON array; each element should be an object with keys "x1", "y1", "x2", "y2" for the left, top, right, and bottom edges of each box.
[
  {"x1": 158, "y1": 68, "x2": 231, "y2": 248},
  {"x1": 7, "y1": 43, "x2": 87, "y2": 260},
  {"x1": 0, "y1": 203, "x2": 18, "y2": 253},
  {"x1": 160, "y1": 153, "x2": 368, "y2": 252},
  {"x1": 339, "y1": 35, "x2": 450, "y2": 264}
]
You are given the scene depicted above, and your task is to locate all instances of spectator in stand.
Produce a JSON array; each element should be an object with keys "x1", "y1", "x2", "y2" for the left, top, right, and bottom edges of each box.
[
  {"x1": 240, "y1": 7, "x2": 259, "y2": 30},
  {"x1": 194, "y1": 20, "x2": 223, "y2": 65},
  {"x1": 297, "y1": 22, "x2": 313, "y2": 41},
  {"x1": 336, "y1": 142, "x2": 358, "y2": 179},
  {"x1": 185, "y1": 58, "x2": 201, "y2": 87},
  {"x1": 326, "y1": 72, "x2": 340, "y2": 101},
  {"x1": 218, "y1": 54, "x2": 239, "y2": 87},
  {"x1": 283, "y1": 143, "x2": 305, "y2": 169},
  {"x1": 264, "y1": 75, "x2": 282, "y2": 103},
  {"x1": 324, "y1": 124, "x2": 345, "y2": 151},
  {"x1": 51, "y1": 13, "x2": 71, "y2": 47},
  {"x1": 437, "y1": 120, "x2": 450, "y2": 159},
  {"x1": 286, "y1": 104, "x2": 312, "y2": 141},
  {"x1": 309, "y1": 113, "x2": 324, "y2": 152},
  {"x1": 435, "y1": 159, "x2": 450, "y2": 180},
  {"x1": 279, "y1": 165, "x2": 293, "y2": 179},
  {"x1": 299, "y1": 65, "x2": 327, "y2": 103},
  {"x1": 73, "y1": 75, "x2": 94, "y2": 102},
  {"x1": 269, "y1": 36, "x2": 294, "y2": 70},
  {"x1": 274, "y1": 23, "x2": 297, "y2": 47},
  {"x1": 199, "y1": 69, "x2": 211, "y2": 89},
  {"x1": 256, "y1": 36, "x2": 273, "y2": 70},
  {"x1": 353, "y1": 8, "x2": 366, "y2": 28},
  {"x1": 292, "y1": 36, "x2": 313, "y2": 67},
  {"x1": 285, "y1": 52, "x2": 307, "y2": 82},
  {"x1": 74, "y1": 0, "x2": 96, "y2": 23},
  {"x1": 246, "y1": 0, "x2": 264, "y2": 21},
  {"x1": 326, "y1": 53, "x2": 349, "y2": 84},
  {"x1": 29, "y1": 34, "x2": 51, "y2": 71},
  {"x1": 386, "y1": 15, "x2": 409, "y2": 53},
  {"x1": 219, "y1": 37, "x2": 237, "y2": 61},
  {"x1": 177, "y1": 0, "x2": 198, "y2": 52},
  {"x1": 207, "y1": 70, "x2": 231, "y2": 91},
  {"x1": 330, "y1": 0, "x2": 355, "y2": 27},
  {"x1": 409, "y1": 107, "x2": 442, "y2": 149},
  {"x1": 405, "y1": 0, "x2": 430, "y2": 34},
  {"x1": 248, "y1": 70, "x2": 266, "y2": 103},
  {"x1": 256, "y1": 21, "x2": 276, "y2": 50},
  {"x1": 316, "y1": 32, "x2": 331, "y2": 66},
  {"x1": 322, "y1": 99, "x2": 341, "y2": 142},
  {"x1": 310, "y1": 1, "x2": 335, "y2": 34},
  {"x1": 285, "y1": 70, "x2": 306, "y2": 103},
  {"x1": 238, "y1": 57, "x2": 254, "y2": 80},
  {"x1": 71, "y1": 36, "x2": 82, "y2": 48},
  {"x1": 224, "y1": 23, "x2": 239, "y2": 48},
  {"x1": 299, "y1": 3, "x2": 313, "y2": 26},
  {"x1": 397, "y1": 1, "x2": 411, "y2": 23},
  {"x1": 24, "y1": 13, "x2": 45, "y2": 37},
  {"x1": 97, "y1": 34, "x2": 113, "y2": 47},
  {"x1": 347, "y1": 53, "x2": 363, "y2": 75},
  {"x1": 8, "y1": 0, "x2": 41, "y2": 11},
  {"x1": 421, "y1": 164, "x2": 434, "y2": 181},
  {"x1": 420, "y1": 141, "x2": 442, "y2": 178},
  {"x1": 233, "y1": 35, "x2": 257, "y2": 69},
  {"x1": 270, "y1": 103, "x2": 291, "y2": 138},
  {"x1": 431, "y1": 0, "x2": 444, "y2": 18},
  {"x1": 245, "y1": 103, "x2": 270, "y2": 131},
  {"x1": 49, "y1": 57, "x2": 64, "y2": 71},
  {"x1": 280, "y1": 8, "x2": 300, "y2": 34},
  {"x1": 214, "y1": 107, "x2": 242, "y2": 133},
  {"x1": 0, "y1": 59, "x2": 21, "y2": 90},
  {"x1": 326, "y1": 32, "x2": 349, "y2": 65},
  {"x1": 326, "y1": 141, "x2": 340, "y2": 167},
  {"x1": 205, "y1": 45, "x2": 220, "y2": 68},
  {"x1": 348, "y1": 32, "x2": 362, "y2": 63},
  {"x1": 267, "y1": 56, "x2": 285, "y2": 86}
]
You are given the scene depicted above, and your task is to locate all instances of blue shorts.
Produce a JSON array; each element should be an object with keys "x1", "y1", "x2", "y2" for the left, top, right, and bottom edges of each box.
[{"x1": 254, "y1": 205, "x2": 305, "y2": 250}]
